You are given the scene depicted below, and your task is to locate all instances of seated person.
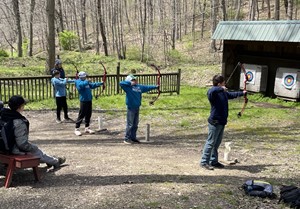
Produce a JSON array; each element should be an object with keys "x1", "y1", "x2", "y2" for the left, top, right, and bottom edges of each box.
[{"x1": 0, "y1": 95, "x2": 66, "y2": 169}]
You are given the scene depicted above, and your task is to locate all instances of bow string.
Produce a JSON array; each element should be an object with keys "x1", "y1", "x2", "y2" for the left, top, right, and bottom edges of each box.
[
  {"x1": 237, "y1": 62, "x2": 248, "y2": 117},
  {"x1": 149, "y1": 64, "x2": 161, "y2": 105}
]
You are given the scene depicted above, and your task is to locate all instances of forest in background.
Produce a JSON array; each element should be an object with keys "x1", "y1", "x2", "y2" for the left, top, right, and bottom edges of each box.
[{"x1": 0, "y1": 0, "x2": 299, "y2": 71}]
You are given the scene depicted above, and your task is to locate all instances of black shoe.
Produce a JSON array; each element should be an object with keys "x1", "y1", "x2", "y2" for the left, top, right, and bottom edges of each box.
[
  {"x1": 124, "y1": 139, "x2": 133, "y2": 144},
  {"x1": 131, "y1": 139, "x2": 140, "y2": 144},
  {"x1": 53, "y1": 156, "x2": 66, "y2": 169},
  {"x1": 200, "y1": 164, "x2": 214, "y2": 170},
  {"x1": 64, "y1": 118, "x2": 74, "y2": 123},
  {"x1": 211, "y1": 162, "x2": 225, "y2": 168}
]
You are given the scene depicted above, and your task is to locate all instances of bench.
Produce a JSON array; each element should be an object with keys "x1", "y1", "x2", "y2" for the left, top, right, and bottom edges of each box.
[{"x1": 0, "y1": 153, "x2": 40, "y2": 188}]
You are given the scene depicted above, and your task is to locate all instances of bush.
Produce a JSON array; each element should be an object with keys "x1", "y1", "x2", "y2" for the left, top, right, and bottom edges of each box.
[
  {"x1": 59, "y1": 30, "x2": 79, "y2": 51},
  {"x1": 166, "y1": 49, "x2": 186, "y2": 64},
  {"x1": 0, "y1": 49, "x2": 9, "y2": 57}
]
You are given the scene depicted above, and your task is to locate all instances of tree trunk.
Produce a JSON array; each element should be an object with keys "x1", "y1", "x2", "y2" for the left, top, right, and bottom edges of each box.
[
  {"x1": 210, "y1": 0, "x2": 218, "y2": 51},
  {"x1": 12, "y1": 0, "x2": 23, "y2": 57},
  {"x1": 235, "y1": 0, "x2": 242, "y2": 20},
  {"x1": 81, "y1": 0, "x2": 87, "y2": 45},
  {"x1": 286, "y1": 0, "x2": 293, "y2": 19},
  {"x1": 274, "y1": 0, "x2": 280, "y2": 19},
  {"x1": 72, "y1": 1, "x2": 82, "y2": 51},
  {"x1": 171, "y1": 0, "x2": 176, "y2": 50},
  {"x1": 57, "y1": 0, "x2": 64, "y2": 33},
  {"x1": 200, "y1": 0, "x2": 207, "y2": 38},
  {"x1": 266, "y1": 0, "x2": 271, "y2": 19},
  {"x1": 221, "y1": 0, "x2": 227, "y2": 20},
  {"x1": 97, "y1": 0, "x2": 108, "y2": 56},
  {"x1": 28, "y1": 0, "x2": 35, "y2": 57},
  {"x1": 47, "y1": 0, "x2": 55, "y2": 73},
  {"x1": 139, "y1": 0, "x2": 147, "y2": 62}
]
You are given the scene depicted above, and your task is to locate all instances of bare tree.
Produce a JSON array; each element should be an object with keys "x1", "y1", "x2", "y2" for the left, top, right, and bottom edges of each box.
[
  {"x1": 286, "y1": 0, "x2": 293, "y2": 19},
  {"x1": 210, "y1": 0, "x2": 218, "y2": 51},
  {"x1": 97, "y1": 0, "x2": 108, "y2": 56},
  {"x1": 274, "y1": 0, "x2": 280, "y2": 19},
  {"x1": 56, "y1": 0, "x2": 64, "y2": 33},
  {"x1": 46, "y1": 0, "x2": 55, "y2": 72},
  {"x1": 12, "y1": 0, "x2": 23, "y2": 57},
  {"x1": 28, "y1": 0, "x2": 35, "y2": 56},
  {"x1": 80, "y1": 0, "x2": 88, "y2": 45}
]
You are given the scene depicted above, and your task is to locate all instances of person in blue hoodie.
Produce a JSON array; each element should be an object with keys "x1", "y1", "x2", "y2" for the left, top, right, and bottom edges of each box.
[
  {"x1": 120, "y1": 74, "x2": 158, "y2": 144},
  {"x1": 51, "y1": 70, "x2": 74, "y2": 123},
  {"x1": 200, "y1": 74, "x2": 246, "y2": 170},
  {"x1": 74, "y1": 71, "x2": 103, "y2": 136}
]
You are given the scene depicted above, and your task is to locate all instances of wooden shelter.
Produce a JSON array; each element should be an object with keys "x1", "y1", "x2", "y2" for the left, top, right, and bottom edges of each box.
[{"x1": 212, "y1": 20, "x2": 300, "y2": 97}]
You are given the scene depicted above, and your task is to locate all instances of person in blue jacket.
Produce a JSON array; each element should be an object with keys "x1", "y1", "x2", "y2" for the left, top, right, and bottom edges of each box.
[
  {"x1": 74, "y1": 71, "x2": 103, "y2": 136},
  {"x1": 51, "y1": 70, "x2": 74, "y2": 123},
  {"x1": 200, "y1": 74, "x2": 246, "y2": 170},
  {"x1": 120, "y1": 74, "x2": 158, "y2": 144}
]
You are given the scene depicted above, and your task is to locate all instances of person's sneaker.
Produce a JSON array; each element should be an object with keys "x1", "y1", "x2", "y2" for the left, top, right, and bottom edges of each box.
[
  {"x1": 74, "y1": 128, "x2": 82, "y2": 136},
  {"x1": 85, "y1": 127, "x2": 95, "y2": 134},
  {"x1": 56, "y1": 119, "x2": 62, "y2": 124},
  {"x1": 124, "y1": 139, "x2": 133, "y2": 144},
  {"x1": 53, "y1": 156, "x2": 66, "y2": 169},
  {"x1": 131, "y1": 139, "x2": 140, "y2": 144},
  {"x1": 200, "y1": 164, "x2": 214, "y2": 170},
  {"x1": 211, "y1": 162, "x2": 225, "y2": 168}
]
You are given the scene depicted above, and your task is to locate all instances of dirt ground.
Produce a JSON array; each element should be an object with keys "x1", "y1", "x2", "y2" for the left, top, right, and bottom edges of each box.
[{"x1": 0, "y1": 109, "x2": 299, "y2": 209}]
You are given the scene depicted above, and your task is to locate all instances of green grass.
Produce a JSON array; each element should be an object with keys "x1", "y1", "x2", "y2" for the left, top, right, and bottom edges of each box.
[{"x1": 23, "y1": 84, "x2": 300, "y2": 138}]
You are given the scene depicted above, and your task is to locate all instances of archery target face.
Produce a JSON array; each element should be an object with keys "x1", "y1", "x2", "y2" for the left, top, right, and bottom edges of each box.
[
  {"x1": 282, "y1": 73, "x2": 297, "y2": 89},
  {"x1": 245, "y1": 70, "x2": 255, "y2": 85}
]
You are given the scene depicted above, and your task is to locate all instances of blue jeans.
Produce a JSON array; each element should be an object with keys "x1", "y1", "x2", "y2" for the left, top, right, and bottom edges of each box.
[
  {"x1": 200, "y1": 123, "x2": 225, "y2": 165},
  {"x1": 125, "y1": 107, "x2": 139, "y2": 140}
]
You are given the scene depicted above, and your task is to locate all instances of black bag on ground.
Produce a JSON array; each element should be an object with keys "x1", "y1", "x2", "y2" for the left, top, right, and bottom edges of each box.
[
  {"x1": 242, "y1": 180, "x2": 276, "y2": 198},
  {"x1": 278, "y1": 185, "x2": 300, "y2": 209}
]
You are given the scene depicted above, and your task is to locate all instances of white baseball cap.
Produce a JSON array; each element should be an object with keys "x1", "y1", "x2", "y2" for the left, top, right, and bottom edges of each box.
[{"x1": 78, "y1": 71, "x2": 87, "y2": 78}]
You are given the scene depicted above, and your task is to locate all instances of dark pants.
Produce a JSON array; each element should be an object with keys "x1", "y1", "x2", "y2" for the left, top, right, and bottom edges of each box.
[
  {"x1": 55, "y1": 96, "x2": 68, "y2": 120},
  {"x1": 75, "y1": 101, "x2": 92, "y2": 128},
  {"x1": 125, "y1": 107, "x2": 139, "y2": 140}
]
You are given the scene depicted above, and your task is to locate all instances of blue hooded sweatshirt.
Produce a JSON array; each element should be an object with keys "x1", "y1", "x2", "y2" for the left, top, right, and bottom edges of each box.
[
  {"x1": 207, "y1": 86, "x2": 244, "y2": 125},
  {"x1": 120, "y1": 81, "x2": 157, "y2": 109},
  {"x1": 74, "y1": 79, "x2": 103, "y2": 102},
  {"x1": 51, "y1": 77, "x2": 74, "y2": 97}
]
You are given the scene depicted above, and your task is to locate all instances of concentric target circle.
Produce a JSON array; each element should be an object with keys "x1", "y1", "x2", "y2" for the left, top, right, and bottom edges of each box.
[
  {"x1": 246, "y1": 71, "x2": 254, "y2": 82},
  {"x1": 283, "y1": 74, "x2": 295, "y2": 87}
]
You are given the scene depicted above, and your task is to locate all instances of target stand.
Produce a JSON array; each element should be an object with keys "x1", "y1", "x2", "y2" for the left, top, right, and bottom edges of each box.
[
  {"x1": 239, "y1": 64, "x2": 268, "y2": 93},
  {"x1": 274, "y1": 67, "x2": 300, "y2": 101}
]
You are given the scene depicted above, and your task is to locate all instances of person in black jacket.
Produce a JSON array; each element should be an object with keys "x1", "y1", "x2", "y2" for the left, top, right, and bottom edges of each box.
[
  {"x1": 0, "y1": 95, "x2": 66, "y2": 169},
  {"x1": 200, "y1": 75, "x2": 246, "y2": 170}
]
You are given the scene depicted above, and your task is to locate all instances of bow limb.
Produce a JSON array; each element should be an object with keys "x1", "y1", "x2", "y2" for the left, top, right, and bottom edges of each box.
[
  {"x1": 100, "y1": 62, "x2": 107, "y2": 92},
  {"x1": 95, "y1": 62, "x2": 107, "y2": 99},
  {"x1": 149, "y1": 64, "x2": 161, "y2": 105},
  {"x1": 237, "y1": 62, "x2": 248, "y2": 117}
]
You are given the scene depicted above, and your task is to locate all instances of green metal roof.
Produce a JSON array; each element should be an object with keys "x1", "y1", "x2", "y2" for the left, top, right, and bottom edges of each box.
[{"x1": 212, "y1": 21, "x2": 300, "y2": 42}]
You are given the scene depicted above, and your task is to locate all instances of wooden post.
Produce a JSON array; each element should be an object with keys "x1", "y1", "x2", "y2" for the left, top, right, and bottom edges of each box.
[
  {"x1": 116, "y1": 62, "x2": 120, "y2": 94},
  {"x1": 145, "y1": 124, "x2": 150, "y2": 141},
  {"x1": 177, "y1": 69, "x2": 181, "y2": 95}
]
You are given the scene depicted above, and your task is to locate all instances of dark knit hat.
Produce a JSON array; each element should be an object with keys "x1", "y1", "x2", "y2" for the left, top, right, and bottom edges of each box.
[{"x1": 8, "y1": 95, "x2": 28, "y2": 111}]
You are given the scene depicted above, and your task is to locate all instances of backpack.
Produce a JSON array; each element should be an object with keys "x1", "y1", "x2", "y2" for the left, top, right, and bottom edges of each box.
[
  {"x1": 278, "y1": 185, "x2": 300, "y2": 209},
  {"x1": 242, "y1": 180, "x2": 276, "y2": 198},
  {"x1": 0, "y1": 108, "x2": 16, "y2": 154}
]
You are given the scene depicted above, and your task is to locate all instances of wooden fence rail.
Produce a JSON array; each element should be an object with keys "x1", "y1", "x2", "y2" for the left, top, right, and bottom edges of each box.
[{"x1": 0, "y1": 69, "x2": 181, "y2": 103}]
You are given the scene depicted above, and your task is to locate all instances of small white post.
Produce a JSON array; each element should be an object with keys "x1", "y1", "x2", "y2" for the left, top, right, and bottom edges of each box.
[
  {"x1": 98, "y1": 116, "x2": 103, "y2": 130},
  {"x1": 145, "y1": 124, "x2": 150, "y2": 141},
  {"x1": 224, "y1": 142, "x2": 232, "y2": 161}
]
